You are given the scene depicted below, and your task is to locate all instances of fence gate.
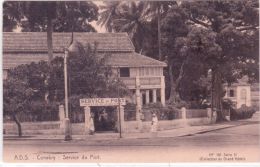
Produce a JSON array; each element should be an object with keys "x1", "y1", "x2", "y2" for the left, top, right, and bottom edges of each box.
[{"x1": 80, "y1": 98, "x2": 126, "y2": 134}]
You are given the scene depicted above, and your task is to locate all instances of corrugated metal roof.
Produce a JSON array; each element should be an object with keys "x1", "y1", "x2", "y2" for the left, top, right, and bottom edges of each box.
[
  {"x1": 3, "y1": 32, "x2": 167, "y2": 69},
  {"x1": 3, "y1": 52, "x2": 167, "y2": 69},
  {"x1": 3, "y1": 53, "x2": 61, "y2": 69},
  {"x1": 101, "y1": 53, "x2": 167, "y2": 67},
  {"x1": 3, "y1": 32, "x2": 135, "y2": 52}
]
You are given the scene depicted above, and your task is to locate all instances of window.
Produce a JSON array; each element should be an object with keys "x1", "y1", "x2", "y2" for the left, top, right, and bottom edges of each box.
[
  {"x1": 120, "y1": 67, "x2": 130, "y2": 77},
  {"x1": 229, "y1": 90, "x2": 234, "y2": 97}
]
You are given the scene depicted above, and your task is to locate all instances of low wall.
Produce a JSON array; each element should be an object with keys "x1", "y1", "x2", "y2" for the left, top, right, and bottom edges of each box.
[
  {"x1": 4, "y1": 117, "x2": 215, "y2": 135},
  {"x1": 4, "y1": 121, "x2": 61, "y2": 135},
  {"x1": 124, "y1": 117, "x2": 213, "y2": 133},
  {"x1": 4, "y1": 108, "x2": 217, "y2": 135}
]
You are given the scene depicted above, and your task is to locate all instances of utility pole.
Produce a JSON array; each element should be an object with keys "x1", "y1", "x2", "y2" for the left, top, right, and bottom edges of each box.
[
  {"x1": 64, "y1": 49, "x2": 72, "y2": 141},
  {"x1": 117, "y1": 68, "x2": 122, "y2": 138}
]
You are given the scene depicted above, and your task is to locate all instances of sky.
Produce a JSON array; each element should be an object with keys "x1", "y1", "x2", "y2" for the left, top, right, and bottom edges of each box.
[{"x1": 91, "y1": 1, "x2": 106, "y2": 33}]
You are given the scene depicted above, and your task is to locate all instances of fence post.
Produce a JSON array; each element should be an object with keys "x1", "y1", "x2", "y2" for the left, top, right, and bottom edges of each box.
[
  {"x1": 59, "y1": 105, "x2": 65, "y2": 129},
  {"x1": 207, "y1": 108, "x2": 213, "y2": 124},
  {"x1": 212, "y1": 109, "x2": 217, "y2": 123},
  {"x1": 207, "y1": 108, "x2": 212, "y2": 117},
  {"x1": 84, "y1": 106, "x2": 91, "y2": 135},
  {"x1": 120, "y1": 105, "x2": 125, "y2": 133},
  {"x1": 181, "y1": 107, "x2": 188, "y2": 127},
  {"x1": 226, "y1": 109, "x2": 231, "y2": 121},
  {"x1": 135, "y1": 75, "x2": 142, "y2": 131},
  {"x1": 208, "y1": 108, "x2": 217, "y2": 124}
]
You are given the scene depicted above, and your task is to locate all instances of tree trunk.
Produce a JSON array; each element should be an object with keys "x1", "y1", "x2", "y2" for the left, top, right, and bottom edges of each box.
[
  {"x1": 157, "y1": 6, "x2": 162, "y2": 61},
  {"x1": 47, "y1": 16, "x2": 53, "y2": 63},
  {"x1": 12, "y1": 113, "x2": 22, "y2": 137},
  {"x1": 212, "y1": 69, "x2": 226, "y2": 122}
]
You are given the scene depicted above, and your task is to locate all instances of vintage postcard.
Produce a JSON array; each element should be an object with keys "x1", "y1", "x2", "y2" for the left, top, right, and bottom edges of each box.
[{"x1": 2, "y1": 0, "x2": 260, "y2": 163}]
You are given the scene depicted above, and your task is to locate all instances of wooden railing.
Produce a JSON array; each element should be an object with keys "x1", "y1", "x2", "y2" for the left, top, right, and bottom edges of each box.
[
  {"x1": 119, "y1": 77, "x2": 136, "y2": 87},
  {"x1": 119, "y1": 76, "x2": 161, "y2": 89},
  {"x1": 140, "y1": 77, "x2": 161, "y2": 86}
]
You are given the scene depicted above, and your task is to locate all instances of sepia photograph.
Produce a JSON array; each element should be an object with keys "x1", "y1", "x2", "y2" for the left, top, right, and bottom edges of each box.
[{"x1": 2, "y1": 0, "x2": 260, "y2": 163}]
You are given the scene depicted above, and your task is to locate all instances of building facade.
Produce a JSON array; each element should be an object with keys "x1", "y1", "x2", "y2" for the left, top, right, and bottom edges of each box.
[
  {"x1": 108, "y1": 53, "x2": 166, "y2": 107},
  {"x1": 3, "y1": 32, "x2": 167, "y2": 116},
  {"x1": 224, "y1": 77, "x2": 259, "y2": 109},
  {"x1": 224, "y1": 83, "x2": 251, "y2": 109}
]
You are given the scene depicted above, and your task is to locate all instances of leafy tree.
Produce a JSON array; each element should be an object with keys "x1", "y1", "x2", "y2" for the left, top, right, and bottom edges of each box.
[
  {"x1": 160, "y1": 1, "x2": 258, "y2": 122},
  {"x1": 3, "y1": 2, "x2": 23, "y2": 32},
  {"x1": 4, "y1": 61, "x2": 51, "y2": 136},
  {"x1": 180, "y1": 0, "x2": 259, "y2": 121},
  {"x1": 20, "y1": 1, "x2": 57, "y2": 62},
  {"x1": 161, "y1": 6, "x2": 189, "y2": 103},
  {"x1": 143, "y1": 1, "x2": 177, "y2": 60},
  {"x1": 4, "y1": 43, "x2": 128, "y2": 136},
  {"x1": 53, "y1": 2, "x2": 98, "y2": 32},
  {"x1": 3, "y1": 78, "x2": 34, "y2": 137},
  {"x1": 178, "y1": 27, "x2": 222, "y2": 104},
  {"x1": 8, "y1": 62, "x2": 50, "y2": 101},
  {"x1": 3, "y1": 1, "x2": 99, "y2": 62}
]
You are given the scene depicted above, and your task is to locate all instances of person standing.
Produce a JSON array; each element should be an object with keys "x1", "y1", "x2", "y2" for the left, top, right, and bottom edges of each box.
[
  {"x1": 151, "y1": 113, "x2": 158, "y2": 137},
  {"x1": 89, "y1": 112, "x2": 95, "y2": 135}
]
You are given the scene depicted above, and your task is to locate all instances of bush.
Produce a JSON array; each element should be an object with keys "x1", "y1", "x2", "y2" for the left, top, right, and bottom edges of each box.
[
  {"x1": 230, "y1": 105, "x2": 257, "y2": 120},
  {"x1": 166, "y1": 100, "x2": 189, "y2": 109},
  {"x1": 125, "y1": 103, "x2": 136, "y2": 110},
  {"x1": 142, "y1": 103, "x2": 182, "y2": 120},
  {"x1": 4, "y1": 101, "x2": 59, "y2": 122},
  {"x1": 222, "y1": 99, "x2": 235, "y2": 110},
  {"x1": 160, "y1": 105, "x2": 182, "y2": 120},
  {"x1": 28, "y1": 101, "x2": 59, "y2": 122},
  {"x1": 124, "y1": 103, "x2": 136, "y2": 121}
]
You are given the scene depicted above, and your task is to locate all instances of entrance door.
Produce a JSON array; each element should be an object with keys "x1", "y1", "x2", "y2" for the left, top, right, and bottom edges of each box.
[{"x1": 92, "y1": 107, "x2": 117, "y2": 132}]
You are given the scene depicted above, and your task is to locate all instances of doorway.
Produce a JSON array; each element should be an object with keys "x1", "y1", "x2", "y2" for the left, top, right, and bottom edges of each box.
[{"x1": 92, "y1": 106, "x2": 117, "y2": 132}]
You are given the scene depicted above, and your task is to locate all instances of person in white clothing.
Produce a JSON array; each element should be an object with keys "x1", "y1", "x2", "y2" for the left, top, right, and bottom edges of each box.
[
  {"x1": 151, "y1": 113, "x2": 158, "y2": 133},
  {"x1": 89, "y1": 112, "x2": 95, "y2": 135}
]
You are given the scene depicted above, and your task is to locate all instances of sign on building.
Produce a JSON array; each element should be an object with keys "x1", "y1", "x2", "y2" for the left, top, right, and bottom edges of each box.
[{"x1": 80, "y1": 98, "x2": 126, "y2": 106}]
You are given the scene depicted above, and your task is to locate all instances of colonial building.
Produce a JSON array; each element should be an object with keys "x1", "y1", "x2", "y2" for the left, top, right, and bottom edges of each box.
[
  {"x1": 224, "y1": 82, "x2": 251, "y2": 109},
  {"x1": 224, "y1": 76, "x2": 259, "y2": 109},
  {"x1": 3, "y1": 32, "x2": 167, "y2": 110}
]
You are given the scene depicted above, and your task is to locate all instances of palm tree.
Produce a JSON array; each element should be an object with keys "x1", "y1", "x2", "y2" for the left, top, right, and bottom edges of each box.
[
  {"x1": 97, "y1": 1, "x2": 122, "y2": 32},
  {"x1": 143, "y1": 1, "x2": 176, "y2": 60},
  {"x1": 111, "y1": 2, "x2": 148, "y2": 53}
]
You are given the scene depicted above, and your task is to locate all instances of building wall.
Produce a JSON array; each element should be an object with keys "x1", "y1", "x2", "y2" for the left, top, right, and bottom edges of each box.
[
  {"x1": 251, "y1": 83, "x2": 259, "y2": 108},
  {"x1": 114, "y1": 66, "x2": 165, "y2": 106},
  {"x1": 115, "y1": 67, "x2": 163, "y2": 78},
  {"x1": 224, "y1": 85, "x2": 252, "y2": 108},
  {"x1": 3, "y1": 70, "x2": 8, "y2": 80},
  {"x1": 114, "y1": 67, "x2": 163, "y2": 88},
  {"x1": 236, "y1": 86, "x2": 251, "y2": 108},
  {"x1": 138, "y1": 67, "x2": 163, "y2": 76}
]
